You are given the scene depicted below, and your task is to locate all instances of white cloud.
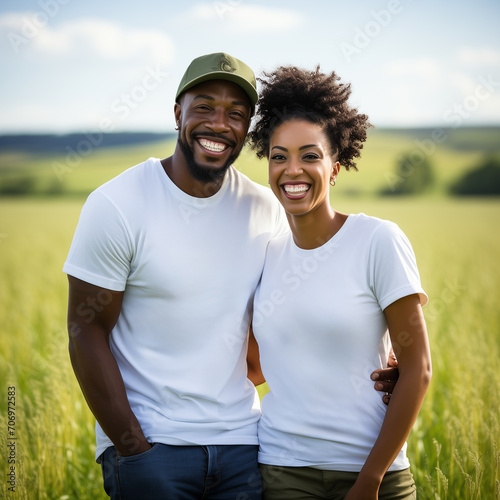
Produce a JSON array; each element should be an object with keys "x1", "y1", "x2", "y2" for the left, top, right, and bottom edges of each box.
[
  {"x1": 186, "y1": 3, "x2": 302, "y2": 34},
  {"x1": 0, "y1": 11, "x2": 31, "y2": 31},
  {"x1": 388, "y1": 57, "x2": 442, "y2": 84},
  {"x1": 381, "y1": 86, "x2": 434, "y2": 126},
  {"x1": 0, "y1": 13, "x2": 174, "y2": 64},
  {"x1": 458, "y1": 47, "x2": 500, "y2": 67}
]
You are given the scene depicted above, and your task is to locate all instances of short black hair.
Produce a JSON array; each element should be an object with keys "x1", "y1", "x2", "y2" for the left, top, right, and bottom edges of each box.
[{"x1": 248, "y1": 66, "x2": 372, "y2": 171}]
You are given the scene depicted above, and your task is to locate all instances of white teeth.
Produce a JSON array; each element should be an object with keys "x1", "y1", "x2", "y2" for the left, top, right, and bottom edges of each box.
[
  {"x1": 199, "y1": 138, "x2": 227, "y2": 152},
  {"x1": 283, "y1": 184, "x2": 310, "y2": 194}
]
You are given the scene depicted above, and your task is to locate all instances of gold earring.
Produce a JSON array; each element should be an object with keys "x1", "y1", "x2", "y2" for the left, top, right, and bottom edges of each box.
[{"x1": 330, "y1": 177, "x2": 336, "y2": 186}]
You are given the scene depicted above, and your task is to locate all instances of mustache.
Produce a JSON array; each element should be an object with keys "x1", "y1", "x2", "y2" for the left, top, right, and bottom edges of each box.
[{"x1": 192, "y1": 132, "x2": 236, "y2": 149}]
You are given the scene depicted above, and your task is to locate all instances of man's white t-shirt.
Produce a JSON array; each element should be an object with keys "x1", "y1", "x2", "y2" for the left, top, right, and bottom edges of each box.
[
  {"x1": 253, "y1": 213, "x2": 427, "y2": 472},
  {"x1": 63, "y1": 157, "x2": 287, "y2": 460}
]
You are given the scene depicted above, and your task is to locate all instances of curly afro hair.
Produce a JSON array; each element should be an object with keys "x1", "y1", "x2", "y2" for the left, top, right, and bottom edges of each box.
[{"x1": 248, "y1": 66, "x2": 372, "y2": 171}]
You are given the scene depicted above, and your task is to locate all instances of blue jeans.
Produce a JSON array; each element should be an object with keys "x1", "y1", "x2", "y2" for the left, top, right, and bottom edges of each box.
[{"x1": 99, "y1": 443, "x2": 262, "y2": 499}]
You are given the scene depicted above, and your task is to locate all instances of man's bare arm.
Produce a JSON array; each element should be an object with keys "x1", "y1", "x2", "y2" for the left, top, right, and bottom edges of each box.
[
  {"x1": 247, "y1": 325, "x2": 265, "y2": 386},
  {"x1": 67, "y1": 275, "x2": 151, "y2": 456}
]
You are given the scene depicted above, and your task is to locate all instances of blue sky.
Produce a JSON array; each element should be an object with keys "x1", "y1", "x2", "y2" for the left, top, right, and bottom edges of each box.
[{"x1": 1, "y1": 0, "x2": 499, "y2": 134}]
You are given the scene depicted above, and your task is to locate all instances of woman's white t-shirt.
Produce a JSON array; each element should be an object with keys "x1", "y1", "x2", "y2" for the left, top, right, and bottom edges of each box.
[{"x1": 253, "y1": 213, "x2": 427, "y2": 472}]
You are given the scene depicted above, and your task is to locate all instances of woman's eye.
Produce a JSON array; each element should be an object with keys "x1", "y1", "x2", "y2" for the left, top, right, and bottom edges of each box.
[
  {"x1": 303, "y1": 154, "x2": 319, "y2": 160},
  {"x1": 271, "y1": 154, "x2": 286, "y2": 161}
]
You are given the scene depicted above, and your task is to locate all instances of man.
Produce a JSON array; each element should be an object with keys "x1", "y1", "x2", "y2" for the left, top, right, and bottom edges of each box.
[{"x1": 65, "y1": 52, "x2": 397, "y2": 499}]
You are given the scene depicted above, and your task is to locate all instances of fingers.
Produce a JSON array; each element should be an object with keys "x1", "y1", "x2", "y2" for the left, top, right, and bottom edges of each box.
[
  {"x1": 371, "y1": 366, "x2": 399, "y2": 382},
  {"x1": 374, "y1": 380, "x2": 396, "y2": 393},
  {"x1": 387, "y1": 351, "x2": 399, "y2": 368},
  {"x1": 371, "y1": 366, "x2": 398, "y2": 404}
]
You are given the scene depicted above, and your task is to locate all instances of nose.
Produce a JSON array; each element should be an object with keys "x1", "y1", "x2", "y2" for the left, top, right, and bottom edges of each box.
[
  {"x1": 206, "y1": 109, "x2": 230, "y2": 133},
  {"x1": 284, "y1": 158, "x2": 303, "y2": 177}
]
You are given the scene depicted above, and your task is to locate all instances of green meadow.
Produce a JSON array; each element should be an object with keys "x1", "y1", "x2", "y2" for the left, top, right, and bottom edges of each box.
[{"x1": 1, "y1": 128, "x2": 499, "y2": 498}]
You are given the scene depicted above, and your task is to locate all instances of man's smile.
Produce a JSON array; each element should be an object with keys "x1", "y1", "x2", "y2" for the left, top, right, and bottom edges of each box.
[{"x1": 198, "y1": 138, "x2": 229, "y2": 153}]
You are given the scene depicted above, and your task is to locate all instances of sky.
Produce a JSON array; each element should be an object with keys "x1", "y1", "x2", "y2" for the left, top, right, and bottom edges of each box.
[{"x1": 1, "y1": 0, "x2": 499, "y2": 134}]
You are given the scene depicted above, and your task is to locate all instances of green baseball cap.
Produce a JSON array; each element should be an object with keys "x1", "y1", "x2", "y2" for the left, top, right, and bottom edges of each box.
[{"x1": 175, "y1": 52, "x2": 258, "y2": 109}]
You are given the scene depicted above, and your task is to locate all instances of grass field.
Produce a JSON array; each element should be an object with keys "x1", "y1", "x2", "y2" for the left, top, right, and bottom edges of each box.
[
  {"x1": 1, "y1": 131, "x2": 499, "y2": 498},
  {"x1": 1, "y1": 126, "x2": 499, "y2": 199}
]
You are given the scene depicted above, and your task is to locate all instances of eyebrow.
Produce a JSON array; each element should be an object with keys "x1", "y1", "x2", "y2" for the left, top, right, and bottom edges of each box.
[
  {"x1": 193, "y1": 94, "x2": 215, "y2": 101},
  {"x1": 271, "y1": 144, "x2": 318, "y2": 152},
  {"x1": 192, "y1": 95, "x2": 248, "y2": 107}
]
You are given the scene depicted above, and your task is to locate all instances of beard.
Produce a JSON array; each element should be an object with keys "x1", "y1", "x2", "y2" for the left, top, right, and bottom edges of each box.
[{"x1": 177, "y1": 134, "x2": 241, "y2": 184}]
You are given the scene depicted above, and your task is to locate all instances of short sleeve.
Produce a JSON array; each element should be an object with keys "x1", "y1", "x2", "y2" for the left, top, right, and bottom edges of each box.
[
  {"x1": 368, "y1": 221, "x2": 427, "y2": 310},
  {"x1": 63, "y1": 191, "x2": 133, "y2": 291}
]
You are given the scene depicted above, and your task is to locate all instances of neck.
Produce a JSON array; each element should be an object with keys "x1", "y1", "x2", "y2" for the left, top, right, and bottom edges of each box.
[
  {"x1": 287, "y1": 205, "x2": 348, "y2": 250},
  {"x1": 161, "y1": 144, "x2": 226, "y2": 198}
]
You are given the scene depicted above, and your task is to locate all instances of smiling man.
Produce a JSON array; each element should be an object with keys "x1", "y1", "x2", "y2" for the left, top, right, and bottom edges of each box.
[
  {"x1": 64, "y1": 52, "x2": 287, "y2": 500},
  {"x1": 64, "y1": 53, "x2": 397, "y2": 500}
]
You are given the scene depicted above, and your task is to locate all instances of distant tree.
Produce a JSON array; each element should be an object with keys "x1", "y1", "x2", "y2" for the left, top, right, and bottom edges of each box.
[
  {"x1": 450, "y1": 156, "x2": 500, "y2": 196},
  {"x1": 380, "y1": 152, "x2": 435, "y2": 195},
  {"x1": 0, "y1": 175, "x2": 37, "y2": 195}
]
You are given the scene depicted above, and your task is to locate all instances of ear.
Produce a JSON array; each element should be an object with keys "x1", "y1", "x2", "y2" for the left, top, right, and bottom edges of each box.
[
  {"x1": 331, "y1": 161, "x2": 340, "y2": 179},
  {"x1": 174, "y1": 103, "x2": 182, "y2": 126}
]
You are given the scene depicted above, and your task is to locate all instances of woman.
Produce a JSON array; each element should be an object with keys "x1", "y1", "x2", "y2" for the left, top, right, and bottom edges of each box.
[{"x1": 247, "y1": 66, "x2": 432, "y2": 499}]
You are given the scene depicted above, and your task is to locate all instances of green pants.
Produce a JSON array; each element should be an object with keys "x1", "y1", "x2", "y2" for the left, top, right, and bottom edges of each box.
[{"x1": 259, "y1": 464, "x2": 416, "y2": 500}]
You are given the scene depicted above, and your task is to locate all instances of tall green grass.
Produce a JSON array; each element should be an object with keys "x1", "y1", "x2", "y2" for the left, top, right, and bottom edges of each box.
[
  {"x1": 0, "y1": 199, "x2": 106, "y2": 499},
  {"x1": 1, "y1": 194, "x2": 499, "y2": 498}
]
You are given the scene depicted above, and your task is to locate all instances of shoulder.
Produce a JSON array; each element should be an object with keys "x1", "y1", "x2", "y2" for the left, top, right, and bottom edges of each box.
[
  {"x1": 265, "y1": 231, "x2": 291, "y2": 261},
  {"x1": 85, "y1": 157, "x2": 159, "y2": 216},
  {"x1": 356, "y1": 215, "x2": 417, "y2": 269},
  {"x1": 229, "y1": 168, "x2": 286, "y2": 233},
  {"x1": 94, "y1": 157, "x2": 158, "y2": 199},
  {"x1": 230, "y1": 168, "x2": 280, "y2": 205},
  {"x1": 349, "y1": 213, "x2": 404, "y2": 242}
]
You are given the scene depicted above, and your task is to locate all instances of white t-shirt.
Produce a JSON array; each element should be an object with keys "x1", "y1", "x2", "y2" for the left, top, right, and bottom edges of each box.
[
  {"x1": 253, "y1": 213, "x2": 427, "y2": 472},
  {"x1": 63, "y1": 157, "x2": 287, "y2": 460}
]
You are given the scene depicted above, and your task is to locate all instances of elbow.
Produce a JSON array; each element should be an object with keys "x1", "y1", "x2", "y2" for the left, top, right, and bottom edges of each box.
[
  {"x1": 67, "y1": 320, "x2": 84, "y2": 367},
  {"x1": 247, "y1": 367, "x2": 266, "y2": 387},
  {"x1": 400, "y1": 355, "x2": 432, "y2": 391},
  {"x1": 68, "y1": 332, "x2": 79, "y2": 371},
  {"x1": 419, "y1": 355, "x2": 432, "y2": 392},
  {"x1": 423, "y1": 358, "x2": 433, "y2": 388}
]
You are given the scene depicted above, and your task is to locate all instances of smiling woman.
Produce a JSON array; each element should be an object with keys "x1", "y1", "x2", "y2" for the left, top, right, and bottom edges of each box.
[
  {"x1": 268, "y1": 119, "x2": 339, "y2": 226},
  {"x1": 248, "y1": 66, "x2": 432, "y2": 500}
]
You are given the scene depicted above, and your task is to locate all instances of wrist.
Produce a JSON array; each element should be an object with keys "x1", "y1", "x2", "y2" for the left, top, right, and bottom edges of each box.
[
  {"x1": 115, "y1": 438, "x2": 151, "y2": 457},
  {"x1": 355, "y1": 470, "x2": 383, "y2": 491}
]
